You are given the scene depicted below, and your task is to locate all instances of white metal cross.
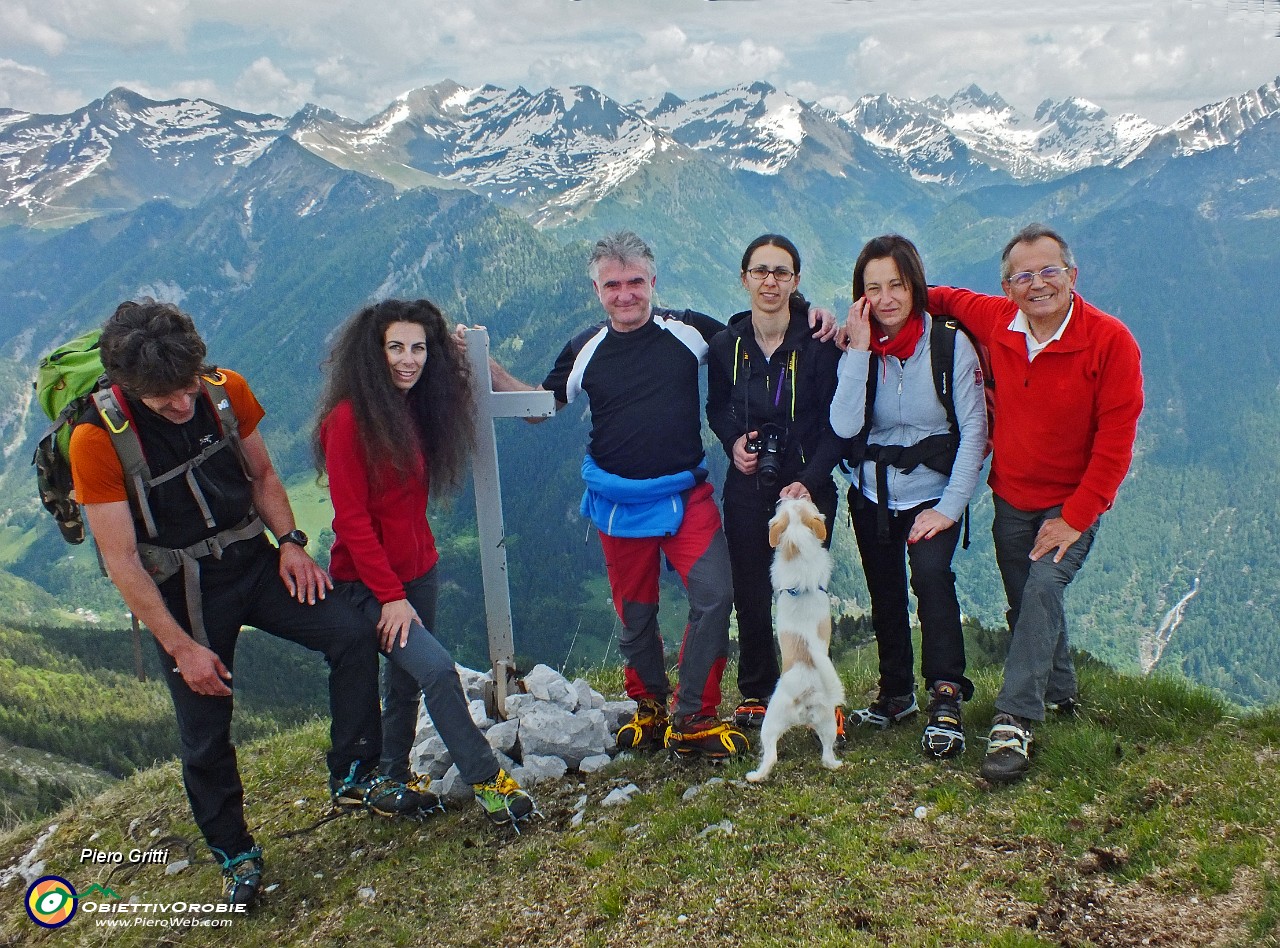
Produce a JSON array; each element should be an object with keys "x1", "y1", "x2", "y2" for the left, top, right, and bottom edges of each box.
[{"x1": 461, "y1": 327, "x2": 555, "y2": 718}]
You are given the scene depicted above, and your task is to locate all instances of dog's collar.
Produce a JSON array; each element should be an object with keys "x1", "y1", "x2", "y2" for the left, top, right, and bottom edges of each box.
[{"x1": 778, "y1": 585, "x2": 827, "y2": 597}]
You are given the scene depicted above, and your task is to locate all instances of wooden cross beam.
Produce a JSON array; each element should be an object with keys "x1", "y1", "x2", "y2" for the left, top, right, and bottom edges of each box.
[{"x1": 461, "y1": 328, "x2": 555, "y2": 718}]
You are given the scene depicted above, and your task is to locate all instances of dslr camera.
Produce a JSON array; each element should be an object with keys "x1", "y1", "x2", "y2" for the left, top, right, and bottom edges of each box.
[{"x1": 745, "y1": 423, "x2": 788, "y2": 489}]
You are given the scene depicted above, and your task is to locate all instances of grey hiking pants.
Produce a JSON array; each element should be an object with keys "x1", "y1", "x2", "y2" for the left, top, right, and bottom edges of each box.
[
  {"x1": 991, "y1": 496, "x2": 1099, "y2": 722},
  {"x1": 335, "y1": 569, "x2": 500, "y2": 785}
]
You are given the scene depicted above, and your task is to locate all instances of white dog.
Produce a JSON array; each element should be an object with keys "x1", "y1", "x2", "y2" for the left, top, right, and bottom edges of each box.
[{"x1": 746, "y1": 497, "x2": 845, "y2": 783}]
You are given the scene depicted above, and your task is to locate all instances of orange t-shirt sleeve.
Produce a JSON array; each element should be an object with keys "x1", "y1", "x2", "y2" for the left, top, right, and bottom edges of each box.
[{"x1": 69, "y1": 369, "x2": 266, "y2": 506}]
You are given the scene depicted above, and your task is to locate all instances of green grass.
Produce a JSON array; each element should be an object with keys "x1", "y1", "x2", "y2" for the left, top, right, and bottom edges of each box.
[{"x1": 1, "y1": 656, "x2": 1278, "y2": 947}]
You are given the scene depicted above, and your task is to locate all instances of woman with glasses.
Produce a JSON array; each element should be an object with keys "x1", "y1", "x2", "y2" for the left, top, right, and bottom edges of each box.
[
  {"x1": 707, "y1": 234, "x2": 847, "y2": 732},
  {"x1": 829, "y1": 235, "x2": 988, "y2": 759},
  {"x1": 313, "y1": 298, "x2": 534, "y2": 828}
]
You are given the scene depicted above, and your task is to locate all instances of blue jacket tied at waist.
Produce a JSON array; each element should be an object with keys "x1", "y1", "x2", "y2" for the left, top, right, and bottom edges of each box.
[{"x1": 580, "y1": 455, "x2": 707, "y2": 538}]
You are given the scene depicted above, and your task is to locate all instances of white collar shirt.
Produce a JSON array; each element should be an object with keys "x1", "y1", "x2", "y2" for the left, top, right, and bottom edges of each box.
[{"x1": 1009, "y1": 298, "x2": 1075, "y2": 361}]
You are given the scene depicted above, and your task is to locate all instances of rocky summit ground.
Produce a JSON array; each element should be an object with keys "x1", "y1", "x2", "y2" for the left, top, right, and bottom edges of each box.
[{"x1": 1, "y1": 660, "x2": 1278, "y2": 947}]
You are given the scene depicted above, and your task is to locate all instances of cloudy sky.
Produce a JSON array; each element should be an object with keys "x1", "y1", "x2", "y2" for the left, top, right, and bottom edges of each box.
[{"x1": 2, "y1": 0, "x2": 1278, "y2": 124}]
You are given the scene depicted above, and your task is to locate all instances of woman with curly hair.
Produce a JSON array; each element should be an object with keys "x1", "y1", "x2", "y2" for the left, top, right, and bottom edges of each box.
[{"x1": 314, "y1": 298, "x2": 534, "y2": 827}]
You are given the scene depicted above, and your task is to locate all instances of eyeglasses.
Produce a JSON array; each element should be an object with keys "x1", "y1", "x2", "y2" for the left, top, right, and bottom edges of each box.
[
  {"x1": 745, "y1": 266, "x2": 796, "y2": 283},
  {"x1": 1006, "y1": 266, "x2": 1072, "y2": 287}
]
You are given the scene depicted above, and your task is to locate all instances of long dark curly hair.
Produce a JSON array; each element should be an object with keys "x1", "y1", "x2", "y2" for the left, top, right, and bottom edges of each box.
[{"x1": 313, "y1": 298, "x2": 476, "y2": 494}]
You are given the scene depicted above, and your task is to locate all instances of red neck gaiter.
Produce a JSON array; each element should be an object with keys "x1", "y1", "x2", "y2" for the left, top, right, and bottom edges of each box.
[{"x1": 870, "y1": 312, "x2": 924, "y2": 361}]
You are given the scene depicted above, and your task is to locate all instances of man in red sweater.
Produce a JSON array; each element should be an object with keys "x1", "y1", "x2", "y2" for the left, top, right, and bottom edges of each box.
[{"x1": 927, "y1": 223, "x2": 1143, "y2": 783}]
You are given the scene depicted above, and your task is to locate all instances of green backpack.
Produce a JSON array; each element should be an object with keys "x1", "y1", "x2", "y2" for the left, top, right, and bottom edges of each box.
[{"x1": 33, "y1": 329, "x2": 109, "y2": 544}]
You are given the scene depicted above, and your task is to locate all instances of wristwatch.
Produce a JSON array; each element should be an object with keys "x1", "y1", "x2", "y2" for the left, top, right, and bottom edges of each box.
[{"x1": 278, "y1": 529, "x2": 309, "y2": 547}]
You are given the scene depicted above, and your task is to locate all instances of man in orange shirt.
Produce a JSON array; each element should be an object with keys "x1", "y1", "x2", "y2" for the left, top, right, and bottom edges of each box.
[
  {"x1": 928, "y1": 224, "x2": 1143, "y2": 783},
  {"x1": 70, "y1": 301, "x2": 394, "y2": 908}
]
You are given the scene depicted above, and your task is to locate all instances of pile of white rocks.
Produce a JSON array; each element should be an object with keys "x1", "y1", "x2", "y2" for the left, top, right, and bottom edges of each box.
[{"x1": 410, "y1": 663, "x2": 637, "y2": 803}]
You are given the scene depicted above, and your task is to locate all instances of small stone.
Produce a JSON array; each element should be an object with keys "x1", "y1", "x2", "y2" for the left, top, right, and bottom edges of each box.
[
  {"x1": 602, "y1": 784, "x2": 641, "y2": 806},
  {"x1": 357, "y1": 887, "x2": 375, "y2": 901},
  {"x1": 518, "y1": 706, "x2": 610, "y2": 768},
  {"x1": 485, "y1": 719, "x2": 520, "y2": 755},
  {"x1": 164, "y1": 860, "x2": 189, "y2": 875},
  {"x1": 456, "y1": 665, "x2": 492, "y2": 702},
  {"x1": 578, "y1": 754, "x2": 611, "y2": 774},
  {"x1": 520, "y1": 754, "x2": 569, "y2": 784},
  {"x1": 264, "y1": 884, "x2": 280, "y2": 893},
  {"x1": 602, "y1": 699, "x2": 638, "y2": 731},
  {"x1": 438, "y1": 766, "x2": 473, "y2": 803},
  {"x1": 914, "y1": 806, "x2": 928, "y2": 820},
  {"x1": 503, "y1": 693, "x2": 540, "y2": 717},
  {"x1": 469, "y1": 699, "x2": 495, "y2": 728},
  {"x1": 522, "y1": 664, "x2": 579, "y2": 711},
  {"x1": 698, "y1": 820, "x2": 734, "y2": 838},
  {"x1": 572, "y1": 678, "x2": 606, "y2": 711}
]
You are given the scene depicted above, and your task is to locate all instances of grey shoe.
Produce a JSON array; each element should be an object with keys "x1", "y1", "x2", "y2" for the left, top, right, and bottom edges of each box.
[{"x1": 980, "y1": 713, "x2": 1033, "y2": 783}]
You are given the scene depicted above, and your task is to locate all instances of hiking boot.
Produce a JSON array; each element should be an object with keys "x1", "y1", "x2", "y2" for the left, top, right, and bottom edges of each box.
[
  {"x1": 404, "y1": 773, "x2": 444, "y2": 816},
  {"x1": 214, "y1": 847, "x2": 263, "y2": 910},
  {"x1": 1045, "y1": 696, "x2": 1079, "y2": 717},
  {"x1": 980, "y1": 713, "x2": 1033, "y2": 783},
  {"x1": 665, "y1": 716, "x2": 749, "y2": 762},
  {"x1": 616, "y1": 697, "x2": 670, "y2": 750},
  {"x1": 473, "y1": 768, "x2": 536, "y2": 829},
  {"x1": 835, "y1": 705, "x2": 847, "y2": 748},
  {"x1": 733, "y1": 699, "x2": 768, "y2": 730},
  {"x1": 920, "y1": 682, "x2": 965, "y2": 759},
  {"x1": 848, "y1": 691, "x2": 919, "y2": 728},
  {"x1": 329, "y1": 763, "x2": 426, "y2": 818}
]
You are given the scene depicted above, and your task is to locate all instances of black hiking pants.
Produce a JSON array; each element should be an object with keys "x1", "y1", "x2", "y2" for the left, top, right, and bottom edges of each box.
[{"x1": 155, "y1": 538, "x2": 382, "y2": 859}]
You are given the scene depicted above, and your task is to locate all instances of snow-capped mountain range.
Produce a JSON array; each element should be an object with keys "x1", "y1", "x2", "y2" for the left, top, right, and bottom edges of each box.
[{"x1": 2, "y1": 75, "x2": 1278, "y2": 228}]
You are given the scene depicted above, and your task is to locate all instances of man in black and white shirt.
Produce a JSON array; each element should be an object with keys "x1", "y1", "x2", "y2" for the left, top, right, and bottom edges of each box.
[{"x1": 487, "y1": 232, "x2": 758, "y2": 760}]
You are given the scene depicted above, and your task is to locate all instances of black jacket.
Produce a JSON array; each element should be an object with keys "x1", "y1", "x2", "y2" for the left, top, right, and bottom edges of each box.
[{"x1": 706, "y1": 303, "x2": 847, "y2": 505}]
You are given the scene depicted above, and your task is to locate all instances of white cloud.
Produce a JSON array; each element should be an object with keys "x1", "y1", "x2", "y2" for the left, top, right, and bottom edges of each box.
[
  {"x1": 0, "y1": 59, "x2": 85, "y2": 113},
  {"x1": 233, "y1": 57, "x2": 314, "y2": 115},
  {"x1": 0, "y1": 0, "x2": 1276, "y2": 122},
  {"x1": 0, "y1": 3, "x2": 67, "y2": 55}
]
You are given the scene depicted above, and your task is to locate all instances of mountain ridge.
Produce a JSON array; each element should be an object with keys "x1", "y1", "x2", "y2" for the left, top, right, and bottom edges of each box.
[{"x1": 4, "y1": 76, "x2": 1279, "y2": 229}]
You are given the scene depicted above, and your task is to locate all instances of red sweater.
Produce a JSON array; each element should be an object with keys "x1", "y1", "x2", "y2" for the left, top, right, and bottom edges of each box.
[
  {"x1": 926, "y1": 287, "x2": 1143, "y2": 532},
  {"x1": 320, "y1": 400, "x2": 439, "y2": 603}
]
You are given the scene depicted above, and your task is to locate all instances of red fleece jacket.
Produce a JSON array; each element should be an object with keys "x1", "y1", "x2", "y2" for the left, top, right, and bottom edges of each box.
[
  {"x1": 320, "y1": 400, "x2": 439, "y2": 603},
  {"x1": 927, "y1": 287, "x2": 1143, "y2": 532}
]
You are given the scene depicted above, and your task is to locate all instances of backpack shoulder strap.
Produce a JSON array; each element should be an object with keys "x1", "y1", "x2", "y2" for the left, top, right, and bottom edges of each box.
[
  {"x1": 91, "y1": 385, "x2": 159, "y2": 539},
  {"x1": 928, "y1": 317, "x2": 978, "y2": 550},
  {"x1": 930, "y1": 317, "x2": 959, "y2": 434},
  {"x1": 861, "y1": 353, "x2": 878, "y2": 438},
  {"x1": 198, "y1": 371, "x2": 248, "y2": 473}
]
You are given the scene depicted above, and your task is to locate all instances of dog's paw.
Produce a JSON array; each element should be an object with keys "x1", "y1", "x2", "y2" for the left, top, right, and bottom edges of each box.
[
  {"x1": 822, "y1": 758, "x2": 843, "y2": 771},
  {"x1": 745, "y1": 769, "x2": 766, "y2": 783}
]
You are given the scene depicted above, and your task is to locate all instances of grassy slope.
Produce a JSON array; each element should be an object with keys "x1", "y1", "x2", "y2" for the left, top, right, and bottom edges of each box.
[{"x1": 1, "y1": 657, "x2": 1278, "y2": 947}]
